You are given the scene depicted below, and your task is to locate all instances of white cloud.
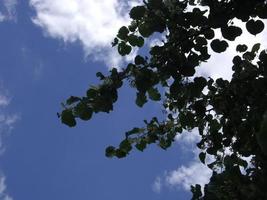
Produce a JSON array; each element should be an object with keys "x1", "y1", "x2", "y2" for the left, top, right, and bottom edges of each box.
[
  {"x1": 148, "y1": 33, "x2": 167, "y2": 48},
  {"x1": 165, "y1": 161, "x2": 212, "y2": 191},
  {"x1": 0, "y1": 89, "x2": 18, "y2": 200},
  {"x1": 0, "y1": 13, "x2": 6, "y2": 22},
  {"x1": 30, "y1": 0, "x2": 142, "y2": 68},
  {"x1": 175, "y1": 129, "x2": 201, "y2": 146},
  {"x1": 152, "y1": 177, "x2": 162, "y2": 193},
  {"x1": 3, "y1": 0, "x2": 17, "y2": 19},
  {"x1": 163, "y1": 130, "x2": 212, "y2": 191},
  {"x1": 0, "y1": 114, "x2": 18, "y2": 130},
  {"x1": 0, "y1": 96, "x2": 9, "y2": 107},
  {"x1": 151, "y1": 130, "x2": 212, "y2": 194},
  {"x1": 0, "y1": 175, "x2": 13, "y2": 200},
  {"x1": 0, "y1": 0, "x2": 17, "y2": 22}
]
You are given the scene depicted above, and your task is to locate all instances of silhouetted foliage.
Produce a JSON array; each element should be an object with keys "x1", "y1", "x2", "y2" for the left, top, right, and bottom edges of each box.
[{"x1": 60, "y1": 0, "x2": 267, "y2": 199}]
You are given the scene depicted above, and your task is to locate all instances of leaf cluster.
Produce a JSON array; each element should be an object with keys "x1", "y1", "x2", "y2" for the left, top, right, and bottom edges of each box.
[{"x1": 60, "y1": 0, "x2": 267, "y2": 199}]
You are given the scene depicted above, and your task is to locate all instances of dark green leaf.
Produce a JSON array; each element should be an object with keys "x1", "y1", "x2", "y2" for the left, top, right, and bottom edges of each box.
[
  {"x1": 136, "y1": 36, "x2": 145, "y2": 47},
  {"x1": 148, "y1": 87, "x2": 161, "y2": 101},
  {"x1": 117, "y1": 26, "x2": 129, "y2": 40},
  {"x1": 256, "y1": 111, "x2": 267, "y2": 155},
  {"x1": 96, "y1": 72, "x2": 105, "y2": 80},
  {"x1": 66, "y1": 96, "x2": 80, "y2": 105},
  {"x1": 148, "y1": 0, "x2": 163, "y2": 9},
  {"x1": 119, "y1": 139, "x2": 132, "y2": 153},
  {"x1": 128, "y1": 34, "x2": 139, "y2": 47},
  {"x1": 112, "y1": 37, "x2": 119, "y2": 47},
  {"x1": 242, "y1": 51, "x2": 255, "y2": 61},
  {"x1": 115, "y1": 149, "x2": 127, "y2": 158},
  {"x1": 61, "y1": 109, "x2": 76, "y2": 127},
  {"x1": 210, "y1": 39, "x2": 229, "y2": 53},
  {"x1": 180, "y1": 65, "x2": 196, "y2": 77},
  {"x1": 118, "y1": 42, "x2": 132, "y2": 56},
  {"x1": 221, "y1": 26, "x2": 242, "y2": 41},
  {"x1": 105, "y1": 146, "x2": 116, "y2": 157},
  {"x1": 75, "y1": 103, "x2": 93, "y2": 121},
  {"x1": 129, "y1": 6, "x2": 146, "y2": 20},
  {"x1": 199, "y1": 152, "x2": 206, "y2": 164},
  {"x1": 126, "y1": 127, "x2": 141, "y2": 137},
  {"x1": 128, "y1": 21, "x2": 138, "y2": 32},
  {"x1": 207, "y1": 146, "x2": 217, "y2": 155},
  {"x1": 87, "y1": 88, "x2": 98, "y2": 98},
  {"x1": 203, "y1": 28, "x2": 215, "y2": 40},
  {"x1": 246, "y1": 19, "x2": 265, "y2": 35},
  {"x1": 134, "y1": 55, "x2": 145, "y2": 65},
  {"x1": 138, "y1": 22, "x2": 153, "y2": 37},
  {"x1": 236, "y1": 44, "x2": 248, "y2": 52},
  {"x1": 191, "y1": 184, "x2": 202, "y2": 199},
  {"x1": 135, "y1": 139, "x2": 147, "y2": 151},
  {"x1": 136, "y1": 92, "x2": 147, "y2": 107},
  {"x1": 251, "y1": 43, "x2": 261, "y2": 53}
]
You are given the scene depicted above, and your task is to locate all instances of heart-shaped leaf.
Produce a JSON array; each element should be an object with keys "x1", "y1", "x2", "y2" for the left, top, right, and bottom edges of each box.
[
  {"x1": 246, "y1": 19, "x2": 265, "y2": 35},
  {"x1": 221, "y1": 26, "x2": 242, "y2": 41},
  {"x1": 210, "y1": 39, "x2": 229, "y2": 53}
]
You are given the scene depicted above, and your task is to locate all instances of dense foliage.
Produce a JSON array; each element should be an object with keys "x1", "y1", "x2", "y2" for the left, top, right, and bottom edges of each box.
[{"x1": 59, "y1": 0, "x2": 267, "y2": 199}]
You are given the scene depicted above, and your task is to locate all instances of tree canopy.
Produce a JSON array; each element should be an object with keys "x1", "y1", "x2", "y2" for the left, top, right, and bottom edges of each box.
[{"x1": 59, "y1": 0, "x2": 267, "y2": 199}]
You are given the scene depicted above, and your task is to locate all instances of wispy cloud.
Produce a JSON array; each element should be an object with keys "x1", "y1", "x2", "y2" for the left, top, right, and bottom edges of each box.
[
  {"x1": 0, "y1": 95, "x2": 9, "y2": 107},
  {"x1": 0, "y1": 13, "x2": 5, "y2": 22},
  {"x1": 30, "y1": 0, "x2": 142, "y2": 68},
  {"x1": 0, "y1": 0, "x2": 17, "y2": 22},
  {"x1": 0, "y1": 175, "x2": 13, "y2": 200},
  {"x1": 152, "y1": 176, "x2": 162, "y2": 193},
  {"x1": 0, "y1": 88, "x2": 18, "y2": 200},
  {"x1": 20, "y1": 47, "x2": 44, "y2": 80}
]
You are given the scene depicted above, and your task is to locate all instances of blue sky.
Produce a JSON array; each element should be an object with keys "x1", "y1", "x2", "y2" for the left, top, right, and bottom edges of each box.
[{"x1": 0, "y1": 1, "x2": 266, "y2": 200}]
